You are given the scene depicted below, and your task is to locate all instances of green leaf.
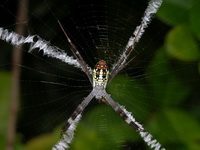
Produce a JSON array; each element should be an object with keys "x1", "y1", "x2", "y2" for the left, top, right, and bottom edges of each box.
[
  {"x1": 199, "y1": 62, "x2": 200, "y2": 74},
  {"x1": 190, "y1": 1, "x2": 200, "y2": 40},
  {"x1": 0, "y1": 71, "x2": 25, "y2": 150},
  {"x1": 0, "y1": 72, "x2": 12, "y2": 150},
  {"x1": 167, "y1": 0, "x2": 196, "y2": 8},
  {"x1": 25, "y1": 133, "x2": 57, "y2": 150},
  {"x1": 25, "y1": 125, "x2": 63, "y2": 150},
  {"x1": 147, "y1": 49, "x2": 190, "y2": 107},
  {"x1": 149, "y1": 109, "x2": 200, "y2": 149},
  {"x1": 108, "y1": 75, "x2": 150, "y2": 120},
  {"x1": 167, "y1": 109, "x2": 200, "y2": 149},
  {"x1": 166, "y1": 25, "x2": 200, "y2": 61},
  {"x1": 157, "y1": 0, "x2": 193, "y2": 26}
]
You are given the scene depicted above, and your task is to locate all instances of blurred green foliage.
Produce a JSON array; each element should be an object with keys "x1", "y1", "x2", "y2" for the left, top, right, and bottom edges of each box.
[
  {"x1": 0, "y1": 72, "x2": 11, "y2": 149},
  {"x1": 167, "y1": 25, "x2": 200, "y2": 61},
  {"x1": 0, "y1": 72, "x2": 24, "y2": 150},
  {"x1": 157, "y1": 0, "x2": 200, "y2": 64}
]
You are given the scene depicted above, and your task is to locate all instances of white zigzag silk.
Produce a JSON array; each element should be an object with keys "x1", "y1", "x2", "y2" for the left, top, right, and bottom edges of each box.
[{"x1": 0, "y1": 27, "x2": 83, "y2": 69}]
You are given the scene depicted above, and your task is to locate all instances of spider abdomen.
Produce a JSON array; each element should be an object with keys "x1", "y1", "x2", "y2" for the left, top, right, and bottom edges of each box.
[{"x1": 92, "y1": 60, "x2": 109, "y2": 89}]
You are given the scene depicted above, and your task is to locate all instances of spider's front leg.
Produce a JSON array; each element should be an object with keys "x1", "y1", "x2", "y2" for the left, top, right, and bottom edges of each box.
[
  {"x1": 108, "y1": 0, "x2": 163, "y2": 84},
  {"x1": 58, "y1": 21, "x2": 93, "y2": 84}
]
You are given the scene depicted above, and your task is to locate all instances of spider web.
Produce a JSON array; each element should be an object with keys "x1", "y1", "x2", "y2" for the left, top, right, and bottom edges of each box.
[{"x1": 0, "y1": 0, "x2": 200, "y2": 150}]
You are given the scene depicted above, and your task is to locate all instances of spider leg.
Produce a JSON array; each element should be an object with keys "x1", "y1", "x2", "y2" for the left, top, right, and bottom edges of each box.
[
  {"x1": 103, "y1": 91, "x2": 165, "y2": 150},
  {"x1": 108, "y1": 0, "x2": 163, "y2": 83},
  {"x1": 61, "y1": 91, "x2": 94, "y2": 135},
  {"x1": 53, "y1": 91, "x2": 94, "y2": 150},
  {"x1": 58, "y1": 21, "x2": 93, "y2": 85},
  {"x1": 102, "y1": 91, "x2": 143, "y2": 131}
]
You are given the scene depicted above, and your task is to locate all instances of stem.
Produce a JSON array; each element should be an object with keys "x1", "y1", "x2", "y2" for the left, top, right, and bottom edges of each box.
[{"x1": 6, "y1": 0, "x2": 28, "y2": 150}]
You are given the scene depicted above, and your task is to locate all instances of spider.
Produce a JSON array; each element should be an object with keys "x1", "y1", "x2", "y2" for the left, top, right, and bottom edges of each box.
[
  {"x1": 54, "y1": 0, "x2": 165, "y2": 149},
  {"x1": 0, "y1": 0, "x2": 165, "y2": 149}
]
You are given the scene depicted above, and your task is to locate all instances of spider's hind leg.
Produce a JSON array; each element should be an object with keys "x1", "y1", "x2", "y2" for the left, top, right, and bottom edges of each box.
[
  {"x1": 61, "y1": 105, "x2": 84, "y2": 136},
  {"x1": 53, "y1": 91, "x2": 94, "y2": 150},
  {"x1": 103, "y1": 91, "x2": 165, "y2": 150},
  {"x1": 60, "y1": 91, "x2": 94, "y2": 136}
]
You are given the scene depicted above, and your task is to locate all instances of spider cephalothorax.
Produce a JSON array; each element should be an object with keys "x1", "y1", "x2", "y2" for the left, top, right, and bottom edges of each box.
[{"x1": 93, "y1": 60, "x2": 109, "y2": 89}]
